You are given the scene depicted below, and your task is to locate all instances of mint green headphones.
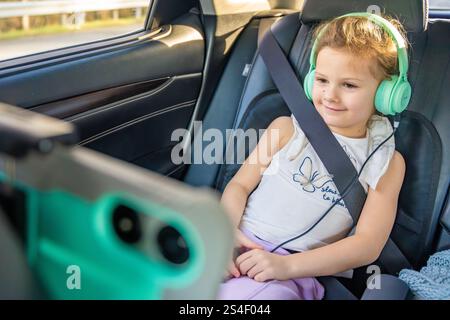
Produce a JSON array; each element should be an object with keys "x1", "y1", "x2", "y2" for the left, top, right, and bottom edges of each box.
[{"x1": 303, "y1": 12, "x2": 411, "y2": 115}]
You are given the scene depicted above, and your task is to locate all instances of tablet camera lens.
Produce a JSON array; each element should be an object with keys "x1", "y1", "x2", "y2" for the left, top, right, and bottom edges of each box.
[
  {"x1": 113, "y1": 205, "x2": 141, "y2": 244},
  {"x1": 157, "y1": 225, "x2": 189, "y2": 264}
]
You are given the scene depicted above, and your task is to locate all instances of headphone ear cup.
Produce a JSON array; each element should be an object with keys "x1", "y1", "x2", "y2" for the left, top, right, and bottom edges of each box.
[
  {"x1": 375, "y1": 77, "x2": 396, "y2": 115},
  {"x1": 304, "y1": 69, "x2": 315, "y2": 101},
  {"x1": 391, "y1": 81, "x2": 412, "y2": 114}
]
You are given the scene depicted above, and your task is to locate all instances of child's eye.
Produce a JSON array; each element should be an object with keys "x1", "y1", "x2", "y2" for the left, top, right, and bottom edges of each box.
[
  {"x1": 316, "y1": 77, "x2": 327, "y2": 84},
  {"x1": 343, "y1": 82, "x2": 358, "y2": 89}
]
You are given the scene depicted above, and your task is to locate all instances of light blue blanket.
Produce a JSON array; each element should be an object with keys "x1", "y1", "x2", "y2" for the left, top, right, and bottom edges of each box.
[{"x1": 399, "y1": 249, "x2": 450, "y2": 300}]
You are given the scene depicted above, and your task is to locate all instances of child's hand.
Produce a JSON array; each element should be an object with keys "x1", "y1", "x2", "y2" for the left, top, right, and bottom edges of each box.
[
  {"x1": 226, "y1": 260, "x2": 240, "y2": 279},
  {"x1": 225, "y1": 229, "x2": 263, "y2": 279},
  {"x1": 236, "y1": 249, "x2": 289, "y2": 282}
]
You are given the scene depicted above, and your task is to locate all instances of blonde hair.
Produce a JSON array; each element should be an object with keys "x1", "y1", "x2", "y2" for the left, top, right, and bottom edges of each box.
[{"x1": 312, "y1": 15, "x2": 409, "y2": 80}]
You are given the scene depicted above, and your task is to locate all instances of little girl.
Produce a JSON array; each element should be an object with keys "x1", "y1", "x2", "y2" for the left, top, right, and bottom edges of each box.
[{"x1": 218, "y1": 14, "x2": 408, "y2": 300}]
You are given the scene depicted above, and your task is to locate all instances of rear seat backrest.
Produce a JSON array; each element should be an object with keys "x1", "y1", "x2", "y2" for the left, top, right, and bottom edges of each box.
[
  {"x1": 405, "y1": 19, "x2": 450, "y2": 260},
  {"x1": 183, "y1": 17, "x2": 261, "y2": 187},
  {"x1": 183, "y1": 10, "x2": 293, "y2": 187}
]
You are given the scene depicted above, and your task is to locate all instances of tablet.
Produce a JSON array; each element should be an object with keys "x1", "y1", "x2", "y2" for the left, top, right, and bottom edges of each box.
[{"x1": 0, "y1": 103, "x2": 233, "y2": 299}]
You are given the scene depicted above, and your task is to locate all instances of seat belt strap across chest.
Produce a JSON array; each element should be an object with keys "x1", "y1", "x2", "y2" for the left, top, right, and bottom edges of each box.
[{"x1": 259, "y1": 29, "x2": 367, "y2": 225}]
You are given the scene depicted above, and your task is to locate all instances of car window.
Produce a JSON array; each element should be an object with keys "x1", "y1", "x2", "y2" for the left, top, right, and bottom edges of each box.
[
  {"x1": 429, "y1": 0, "x2": 450, "y2": 10},
  {"x1": 0, "y1": 0, "x2": 152, "y2": 62}
]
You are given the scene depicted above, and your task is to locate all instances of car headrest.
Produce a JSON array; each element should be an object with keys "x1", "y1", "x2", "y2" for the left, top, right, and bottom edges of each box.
[{"x1": 300, "y1": 0, "x2": 428, "y2": 33}]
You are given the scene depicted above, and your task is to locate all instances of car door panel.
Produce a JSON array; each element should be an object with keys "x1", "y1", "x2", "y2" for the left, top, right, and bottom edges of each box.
[
  {"x1": 0, "y1": 12, "x2": 204, "y2": 177},
  {"x1": 67, "y1": 74, "x2": 200, "y2": 141},
  {"x1": 81, "y1": 100, "x2": 194, "y2": 174}
]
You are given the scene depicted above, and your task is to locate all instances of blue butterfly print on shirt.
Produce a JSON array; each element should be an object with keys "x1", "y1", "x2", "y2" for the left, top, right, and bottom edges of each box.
[{"x1": 293, "y1": 156, "x2": 334, "y2": 193}]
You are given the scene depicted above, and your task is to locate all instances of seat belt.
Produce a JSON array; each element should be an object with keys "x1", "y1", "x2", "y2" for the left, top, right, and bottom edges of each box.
[
  {"x1": 259, "y1": 29, "x2": 367, "y2": 224},
  {"x1": 259, "y1": 29, "x2": 412, "y2": 274}
]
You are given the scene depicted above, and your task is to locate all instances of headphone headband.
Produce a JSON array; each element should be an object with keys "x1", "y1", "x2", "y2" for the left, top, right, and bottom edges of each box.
[{"x1": 310, "y1": 12, "x2": 408, "y2": 80}]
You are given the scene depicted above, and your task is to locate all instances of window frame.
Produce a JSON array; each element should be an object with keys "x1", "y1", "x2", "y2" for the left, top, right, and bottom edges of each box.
[{"x1": 0, "y1": 0, "x2": 157, "y2": 71}]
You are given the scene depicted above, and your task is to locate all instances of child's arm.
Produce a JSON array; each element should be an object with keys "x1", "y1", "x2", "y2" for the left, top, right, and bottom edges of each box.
[
  {"x1": 236, "y1": 150, "x2": 406, "y2": 282},
  {"x1": 220, "y1": 116, "x2": 293, "y2": 277},
  {"x1": 285, "y1": 151, "x2": 406, "y2": 278},
  {"x1": 220, "y1": 116, "x2": 293, "y2": 229}
]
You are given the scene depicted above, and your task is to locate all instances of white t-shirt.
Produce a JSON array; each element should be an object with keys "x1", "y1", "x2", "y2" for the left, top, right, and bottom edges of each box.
[{"x1": 241, "y1": 114, "x2": 396, "y2": 253}]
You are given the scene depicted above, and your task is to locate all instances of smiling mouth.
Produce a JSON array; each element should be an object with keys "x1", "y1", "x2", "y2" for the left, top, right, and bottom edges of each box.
[{"x1": 324, "y1": 105, "x2": 346, "y2": 112}]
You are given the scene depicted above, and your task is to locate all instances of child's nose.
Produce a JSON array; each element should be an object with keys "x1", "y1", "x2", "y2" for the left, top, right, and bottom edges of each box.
[{"x1": 323, "y1": 85, "x2": 339, "y2": 102}]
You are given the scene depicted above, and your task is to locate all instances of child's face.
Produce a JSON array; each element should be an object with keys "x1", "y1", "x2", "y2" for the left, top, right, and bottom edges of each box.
[{"x1": 312, "y1": 46, "x2": 381, "y2": 138}]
